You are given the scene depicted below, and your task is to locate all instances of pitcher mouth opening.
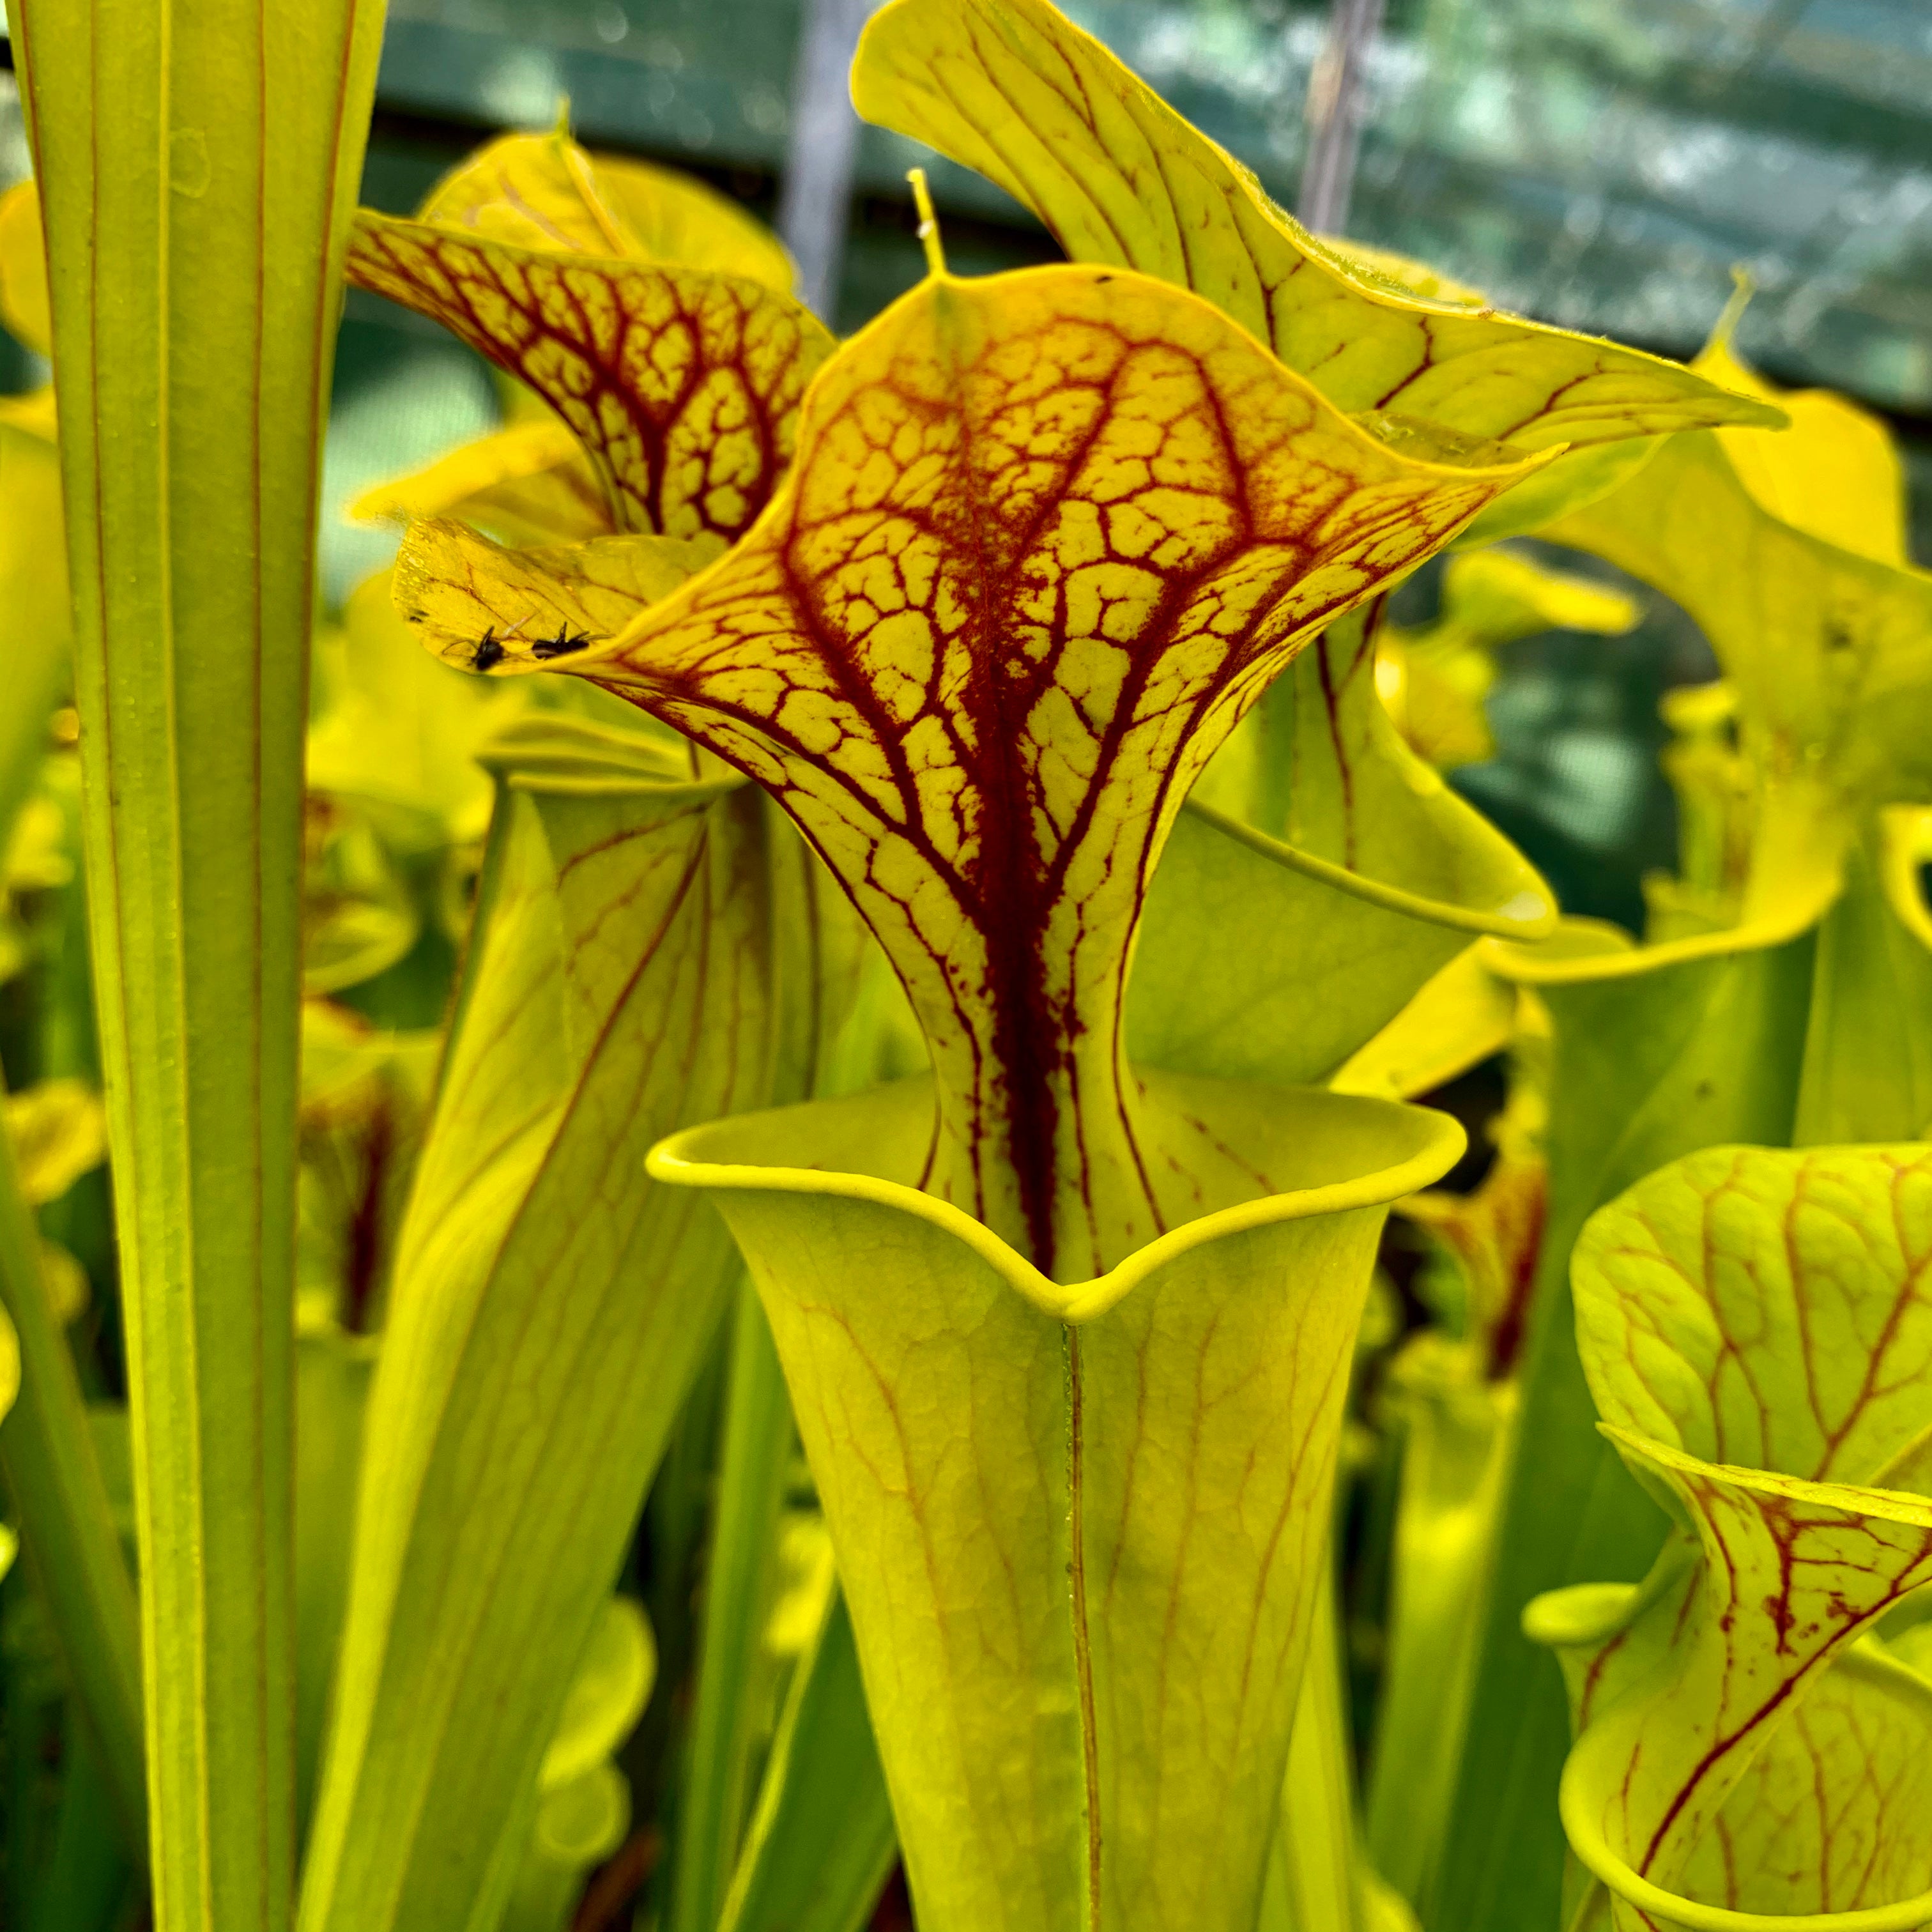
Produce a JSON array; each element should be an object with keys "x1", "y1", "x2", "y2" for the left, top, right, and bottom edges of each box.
[
  {"x1": 648, "y1": 1068, "x2": 1464, "y2": 1322},
  {"x1": 1558, "y1": 1743, "x2": 1932, "y2": 1932}
]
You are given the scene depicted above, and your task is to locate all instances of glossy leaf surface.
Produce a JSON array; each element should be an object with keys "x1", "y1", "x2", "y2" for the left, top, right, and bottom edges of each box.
[
  {"x1": 652, "y1": 1078, "x2": 1462, "y2": 1932},
  {"x1": 852, "y1": 0, "x2": 1784, "y2": 450},
  {"x1": 718, "y1": 1590, "x2": 896, "y2": 1932},
  {"x1": 485, "y1": 263, "x2": 1546, "y2": 1271},
  {"x1": 14, "y1": 4, "x2": 385, "y2": 1924},
  {"x1": 346, "y1": 215, "x2": 833, "y2": 540},
  {"x1": 1529, "y1": 1144, "x2": 1932, "y2": 1928},
  {"x1": 1440, "y1": 916, "x2": 1820, "y2": 1932},
  {"x1": 418, "y1": 127, "x2": 797, "y2": 295},
  {"x1": 300, "y1": 716, "x2": 848, "y2": 1932}
]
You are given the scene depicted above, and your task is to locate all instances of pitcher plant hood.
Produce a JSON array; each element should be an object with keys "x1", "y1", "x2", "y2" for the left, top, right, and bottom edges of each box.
[{"x1": 394, "y1": 258, "x2": 1552, "y2": 1273}]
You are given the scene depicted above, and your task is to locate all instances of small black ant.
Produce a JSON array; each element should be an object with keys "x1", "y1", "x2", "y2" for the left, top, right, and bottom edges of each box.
[{"x1": 530, "y1": 624, "x2": 601, "y2": 661}]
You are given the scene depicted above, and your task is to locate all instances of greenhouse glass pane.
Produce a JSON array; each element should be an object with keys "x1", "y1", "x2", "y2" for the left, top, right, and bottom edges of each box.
[{"x1": 359, "y1": 0, "x2": 1931, "y2": 409}]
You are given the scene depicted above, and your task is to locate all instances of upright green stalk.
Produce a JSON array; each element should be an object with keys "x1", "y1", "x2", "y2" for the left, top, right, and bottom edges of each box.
[
  {"x1": 12, "y1": 6, "x2": 384, "y2": 1926},
  {"x1": 0, "y1": 1076, "x2": 143, "y2": 1839},
  {"x1": 669, "y1": 1285, "x2": 795, "y2": 1932}
]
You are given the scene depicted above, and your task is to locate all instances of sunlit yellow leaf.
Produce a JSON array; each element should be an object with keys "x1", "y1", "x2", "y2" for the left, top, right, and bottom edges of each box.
[
  {"x1": 349, "y1": 417, "x2": 615, "y2": 549},
  {"x1": 1548, "y1": 434, "x2": 1932, "y2": 818},
  {"x1": 1525, "y1": 1143, "x2": 1932, "y2": 1929},
  {"x1": 0, "y1": 1301, "x2": 16, "y2": 1424},
  {"x1": 392, "y1": 519, "x2": 721, "y2": 680},
  {"x1": 1696, "y1": 325, "x2": 1908, "y2": 566},
  {"x1": 1329, "y1": 945, "x2": 1519, "y2": 1101},
  {"x1": 463, "y1": 261, "x2": 1549, "y2": 1269},
  {"x1": 852, "y1": 0, "x2": 1785, "y2": 450},
  {"x1": 346, "y1": 215, "x2": 835, "y2": 539},
  {"x1": 418, "y1": 126, "x2": 796, "y2": 294},
  {"x1": 538, "y1": 1597, "x2": 655, "y2": 1792},
  {"x1": 310, "y1": 567, "x2": 528, "y2": 848},
  {"x1": 4, "y1": 1077, "x2": 109, "y2": 1208},
  {"x1": 0, "y1": 181, "x2": 50, "y2": 359},
  {"x1": 1379, "y1": 549, "x2": 1638, "y2": 770}
]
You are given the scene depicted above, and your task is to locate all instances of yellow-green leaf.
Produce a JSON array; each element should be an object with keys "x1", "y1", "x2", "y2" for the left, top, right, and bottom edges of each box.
[
  {"x1": 349, "y1": 417, "x2": 616, "y2": 549},
  {"x1": 1696, "y1": 332, "x2": 1909, "y2": 566},
  {"x1": 1328, "y1": 944, "x2": 1519, "y2": 1102},
  {"x1": 852, "y1": 0, "x2": 1784, "y2": 450},
  {"x1": 1441, "y1": 910, "x2": 1823, "y2": 1930},
  {"x1": 1534, "y1": 1442, "x2": 1932, "y2": 1931},
  {"x1": 1796, "y1": 831, "x2": 1932, "y2": 1145},
  {"x1": 1544, "y1": 430, "x2": 1932, "y2": 818},
  {"x1": 1665, "y1": 1643, "x2": 1932, "y2": 1926},
  {"x1": 293, "y1": 1317, "x2": 378, "y2": 1843},
  {"x1": 718, "y1": 1589, "x2": 897, "y2": 1932},
  {"x1": 503, "y1": 262, "x2": 1547, "y2": 1271},
  {"x1": 345, "y1": 215, "x2": 836, "y2": 540},
  {"x1": 1130, "y1": 608, "x2": 1554, "y2": 1102},
  {"x1": 651, "y1": 1076, "x2": 1463, "y2": 1932},
  {"x1": 390, "y1": 518, "x2": 722, "y2": 682},
  {"x1": 1574, "y1": 1144, "x2": 1932, "y2": 1485},
  {"x1": 15, "y1": 1, "x2": 387, "y2": 1923},
  {"x1": 1364, "y1": 1335, "x2": 1518, "y2": 1914},
  {"x1": 4, "y1": 1077, "x2": 108, "y2": 1208},
  {"x1": 539, "y1": 1597, "x2": 655, "y2": 1793},
  {"x1": 0, "y1": 181, "x2": 50, "y2": 358},
  {"x1": 418, "y1": 126, "x2": 796, "y2": 295},
  {"x1": 300, "y1": 715, "x2": 858, "y2": 1932},
  {"x1": 1524, "y1": 1143, "x2": 1932, "y2": 1928}
]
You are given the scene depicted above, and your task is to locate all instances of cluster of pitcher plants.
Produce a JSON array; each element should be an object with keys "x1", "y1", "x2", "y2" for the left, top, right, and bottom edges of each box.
[{"x1": 0, "y1": 0, "x2": 1928, "y2": 1928}]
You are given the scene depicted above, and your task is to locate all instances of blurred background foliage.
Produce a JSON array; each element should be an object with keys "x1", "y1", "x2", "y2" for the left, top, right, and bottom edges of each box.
[
  {"x1": 6, "y1": 0, "x2": 1928, "y2": 931},
  {"x1": 0, "y1": 6, "x2": 1925, "y2": 1923}
]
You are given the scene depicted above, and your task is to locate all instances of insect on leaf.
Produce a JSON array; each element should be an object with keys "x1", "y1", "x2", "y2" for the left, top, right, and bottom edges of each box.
[{"x1": 431, "y1": 260, "x2": 1551, "y2": 1272}]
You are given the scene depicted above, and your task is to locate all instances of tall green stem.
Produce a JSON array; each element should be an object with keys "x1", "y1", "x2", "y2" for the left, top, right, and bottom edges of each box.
[
  {"x1": 668, "y1": 1283, "x2": 795, "y2": 1932},
  {"x1": 0, "y1": 1073, "x2": 143, "y2": 1840},
  {"x1": 12, "y1": 5, "x2": 384, "y2": 1924}
]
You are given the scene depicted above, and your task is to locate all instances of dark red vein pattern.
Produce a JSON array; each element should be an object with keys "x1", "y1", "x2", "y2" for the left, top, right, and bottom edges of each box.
[
  {"x1": 852, "y1": 0, "x2": 1784, "y2": 451},
  {"x1": 582, "y1": 264, "x2": 1539, "y2": 1273},
  {"x1": 1553, "y1": 1146, "x2": 1932, "y2": 1920},
  {"x1": 346, "y1": 211, "x2": 834, "y2": 541}
]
